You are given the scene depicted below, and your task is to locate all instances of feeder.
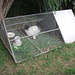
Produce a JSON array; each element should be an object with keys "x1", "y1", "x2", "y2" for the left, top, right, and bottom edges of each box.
[
  {"x1": 7, "y1": 32, "x2": 15, "y2": 38},
  {"x1": 13, "y1": 36, "x2": 22, "y2": 46},
  {"x1": 0, "y1": 9, "x2": 75, "y2": 63}
]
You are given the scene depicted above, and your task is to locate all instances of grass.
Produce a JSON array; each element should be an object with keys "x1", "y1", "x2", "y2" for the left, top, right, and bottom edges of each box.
[{"x1": 0, "y1": 38, "x2": 75, "y2": 75}]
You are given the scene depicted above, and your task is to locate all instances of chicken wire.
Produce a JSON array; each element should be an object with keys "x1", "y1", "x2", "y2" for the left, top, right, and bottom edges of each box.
[
  {"x1": 1, "y1": 12, "x2": 63, "y2": 63},
  {"x1": 9, "y1": 29, "x2": 62, "y2": 63}
]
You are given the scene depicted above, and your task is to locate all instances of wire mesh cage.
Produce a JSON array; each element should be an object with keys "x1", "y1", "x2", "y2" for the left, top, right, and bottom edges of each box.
[{"x1": 0, "y1": 12, "x2": 63, "y2": 63}]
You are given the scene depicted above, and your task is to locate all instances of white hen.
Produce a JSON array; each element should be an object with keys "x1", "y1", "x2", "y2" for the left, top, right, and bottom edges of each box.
[{"x1": 25, "y1": 26, "x2": 40, "y2": 39}]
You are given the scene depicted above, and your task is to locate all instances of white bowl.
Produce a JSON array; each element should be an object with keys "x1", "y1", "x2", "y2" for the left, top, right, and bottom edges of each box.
[{"x1": 7, "y1": 32, "x2": 15, "y2": 38}]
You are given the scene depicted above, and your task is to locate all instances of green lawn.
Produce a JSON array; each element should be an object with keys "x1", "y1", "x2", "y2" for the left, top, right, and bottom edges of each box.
[{"x1": 0, "y1": 39, "x2": 75, "y2": 75}]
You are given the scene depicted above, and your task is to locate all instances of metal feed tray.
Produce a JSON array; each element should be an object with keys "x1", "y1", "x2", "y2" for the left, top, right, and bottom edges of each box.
[{"x1": 0, "y1": 11, "x2": 64, "y2": 63}]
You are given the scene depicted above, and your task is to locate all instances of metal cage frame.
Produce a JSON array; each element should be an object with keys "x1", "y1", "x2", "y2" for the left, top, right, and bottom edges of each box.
[{"x1": 0, "y1": 12, "x2": 63, "y2": 63}]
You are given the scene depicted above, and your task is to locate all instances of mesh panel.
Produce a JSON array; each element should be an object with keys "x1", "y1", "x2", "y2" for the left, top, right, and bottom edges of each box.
[
  {"x1": 3, "y1": 12, "x2": 63, "y2": 63},
  {"x1": 11, "y1": 38, "x2": 40, "y2": 61},
  {"x1": 0, "y1": 21, "x2": 12, "y2": 52},
  {"x1": 10, "y1": 31, "x2": 62, "y2": 62},
  {"x1": 5, "y1": 13, "x2": 48, "y2": 25}
]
